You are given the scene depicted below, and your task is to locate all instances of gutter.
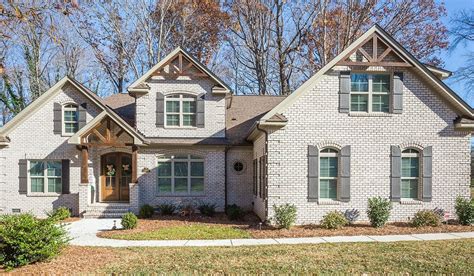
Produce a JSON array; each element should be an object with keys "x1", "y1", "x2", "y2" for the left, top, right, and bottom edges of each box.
[
  {"x1": 256, "y1": 123, "x2": 269, "y2": 220},
  {"x1": 224, "y1": 146, "x2": 229, "y2": 210}
]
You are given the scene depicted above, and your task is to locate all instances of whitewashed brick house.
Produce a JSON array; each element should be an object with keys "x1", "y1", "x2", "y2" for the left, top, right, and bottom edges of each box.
[{"x1": 0, "y1": 25, "x2": 472, "y2": 223}]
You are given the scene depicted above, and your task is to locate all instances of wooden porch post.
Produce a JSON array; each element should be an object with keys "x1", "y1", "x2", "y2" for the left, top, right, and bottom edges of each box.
[
  {"x1": 81, "y1": 146, "x2": 89, "y2": 184},
  {"x1": 132, "y1": 145, "x2": 138, "y2": 183}
]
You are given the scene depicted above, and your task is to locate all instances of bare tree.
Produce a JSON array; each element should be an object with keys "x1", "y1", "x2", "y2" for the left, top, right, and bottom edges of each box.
[{"x1": 450, "y1": 9, "x2": 474, "y2": 91}]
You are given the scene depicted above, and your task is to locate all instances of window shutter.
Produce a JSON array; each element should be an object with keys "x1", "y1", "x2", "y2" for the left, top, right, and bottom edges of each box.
[
  {"x1": 253, "y1": 159, "x2": 257, "y2": 196},
  {"x1": 422, "y1": 146, "x2": 433, "y2": 202},
  {"x1": 156, "y1": 92, "x2": 165, "y2": 127},
  {"x1": 339, "y1": 71, "x2": 351, "y2": 113},
  {"x1": 78, "y1": 103, "x2": 87, "y2": 129},
  {"x1": 308, "y1": 145, "x2": 319, "y2": 202},
  {"x1": 340, "y1": 145, "x2": 351, "y2": 202},
  {"x1": 262, "y1": 155, "x2": 267, "y2": 199},
  {"x1": 393, "y1": 72, "x2": 403, "y2": 114},
  {"x1": 196, "y1": 95, "x2": 205, "y2": 128},
  {"x1": 391, "y1": 145, "x2": 401, "y2": 202},
  {"x1": 53, "y1": 103, "x2": 62, "y2": 134},
  {"x1": 62, "y1": 159, "x2": 70, "y2": 194},
  {"x1": 259, "y1": 156, "x2": 264, "y2": 197},
  {"x1": 18, "y1": 159, "x2": 28, "y2": 194}
]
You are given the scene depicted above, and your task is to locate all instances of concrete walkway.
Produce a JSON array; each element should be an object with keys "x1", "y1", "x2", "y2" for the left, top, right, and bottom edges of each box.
[{"x1": 66, "y1": 218, "x2": 474, "y2": 248}]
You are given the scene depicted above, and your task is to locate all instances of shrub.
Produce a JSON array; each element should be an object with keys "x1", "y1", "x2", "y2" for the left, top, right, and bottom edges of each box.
[
  {"x1": 121, "y1": 212, "x2": 138, "y2": 229},
  {"x1": 226, "y1": 204, "x2": 245, "y2": 221},
  {"x1": 344, "y1": 208, "x2": 360, "y2": 225},
  {"x1": 455, "y1": 197, "x2": 474, "y2": 226},
  {"x1": 411, "y1": 210, "x2": 442, "y2": 227},
  {"x1": 273, "y1": 204, "x2": 297, "y2": 229},
  {"x1": 0, "y1": 213, "x2": 69, "y2": 269},
  {"x1": 46, "y1": 207, "x2": 71, "y2": 221},
  {"x1": 321, "y1": 211, "x2": 348, "y2": 229},
  {"x1": 198, "y1": 202, "x2": 217, "y2": 217},
  {"x1": 179, "y1": 203, "x2": 195, "y2": 217},
  {"x1": 139, "y1": 204, "x2": 155, "y2": 218},
  {"x1": 367, "y1": 197, "x2": 392, "y2": 228},
  {"x1": 157, "y1": 202, "x2": 176, "y2": 215}
]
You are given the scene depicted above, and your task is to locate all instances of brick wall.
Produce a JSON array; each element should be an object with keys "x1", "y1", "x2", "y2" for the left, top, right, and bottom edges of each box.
[
  {"x1": 227, "y1": 147, "x2": 254, "y2": 210},
  {"x1": 266, "y1": 67, "x2": 471, "y2": 224}
]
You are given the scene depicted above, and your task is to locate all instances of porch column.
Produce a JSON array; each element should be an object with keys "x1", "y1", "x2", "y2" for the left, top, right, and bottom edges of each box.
[
  {"x1": 132, "y1": 145, "x2": 138, "y2": 183},
  {"x1": 81, "y1": 145, "x2": 89, "y2": 184}
]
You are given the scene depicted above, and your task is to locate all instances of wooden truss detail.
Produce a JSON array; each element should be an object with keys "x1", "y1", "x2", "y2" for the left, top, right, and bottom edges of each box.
[
  {"x1": 80, "y1": 117, "x2": 131, "y2": 147},
  {"x1": 337, "y1": 33, "x2": 412, "y2": 67},
  {"x1": 151, "y1": 53, "x2": 209, "y2": 78}
]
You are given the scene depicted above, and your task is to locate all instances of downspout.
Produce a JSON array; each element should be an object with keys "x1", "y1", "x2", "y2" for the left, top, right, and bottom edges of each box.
[{"x1": 256, "y1": 123, "x2": 269, "y2": 220}]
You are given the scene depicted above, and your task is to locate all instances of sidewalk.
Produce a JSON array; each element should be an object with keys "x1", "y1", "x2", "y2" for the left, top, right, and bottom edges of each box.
[{"x1": 66, "y1": 218, "x2": 474, "y2": 248}]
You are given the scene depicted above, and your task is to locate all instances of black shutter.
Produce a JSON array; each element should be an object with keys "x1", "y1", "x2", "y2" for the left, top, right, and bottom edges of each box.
[
  {"x1": 156, "y1": 92, "x2": 165, "y2": 127},
  {"x1": 53, "y1": 103, "x2": 62, "y2": 134},
  {"x1": 340, "y1": 146, "x2": 351, "y2": 202},
  {"x1": 62, "y1": 159, "x2": 70, "y2": 194},
  {"x1": 391, "y1": 145, "x2": 401, "y2": 202},
  {"x1": 196, "y1": 95, "x2": 205, "y2": 128},
  {"x1": 339, "y1": 71, "x2": 351, "y2": 113},
  {"x1": 308, "y1": 145, "x2": 319, "y2": 202},
  {"x1": 18, "y1": 159, "x2": 28, "y2": 194},
  {"x1": 393, "y1": 72, "x2": 404, "y2": 114},
  {"x1": 422, "y1": 146, "x2": 433, "y2": 202},
  {"x1": 253, "y1": 159, "x2": 257, "y2": 196}
]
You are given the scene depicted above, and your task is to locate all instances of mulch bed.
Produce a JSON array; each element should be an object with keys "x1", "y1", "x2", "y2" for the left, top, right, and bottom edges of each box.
[{"x1": 97, "y1": 212, "x2": 474, "y2": 240}]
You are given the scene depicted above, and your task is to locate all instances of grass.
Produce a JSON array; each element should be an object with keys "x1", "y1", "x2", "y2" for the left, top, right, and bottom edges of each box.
[
  {"x1": 12, "y1": 239, "x2": 474, "y2": 274},
  {"x1": 106, "y1": 224, "x2": 251, "y2": 240}
]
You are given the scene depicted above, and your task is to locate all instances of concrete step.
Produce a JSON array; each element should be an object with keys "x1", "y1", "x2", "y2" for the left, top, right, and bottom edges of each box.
[{"x1": 83, "y1": 203, "x2": 131, "y2": 218}]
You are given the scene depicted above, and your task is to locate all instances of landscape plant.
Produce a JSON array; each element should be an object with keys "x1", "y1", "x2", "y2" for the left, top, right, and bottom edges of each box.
[
  {"x1": 226, "y1": 204, "x2": 245, "y2": 221},
  {"x1": 157, "y1": 202, "x2": 177, "y2": 215},
  {"x1": 197, "y1": 202, "x2": 217, "y2": 217},
  {"x1": 139, "y1": 204, "x2": 155, "y2": 219},
  {"x1": 411, "y1": 210, "x2": 442, "y2": 227},
  {"x1": 121, "y1": 212, "x2": 138, "y2": 230},
  {"x1": 344, "y1": 208, "x2": 360, "y2": 225},
  {"x1": 367, "y1": 197, "x2": 392, "y2": 228},
  {"x1": 321, "y1": 211, "x2": 348, "y2": 229},
  {"x1": 0, "y1": 213, "x2": 69, "y2": 269},
  {"x1": 273, "y1": 204, "x2": 297, "y2": 229},
  {"x1": 46, "y1": 207, "x2": 71, "y2": 221},
  {"x1": 455, "y1": 196, "x2": 474, "y2": 225}
]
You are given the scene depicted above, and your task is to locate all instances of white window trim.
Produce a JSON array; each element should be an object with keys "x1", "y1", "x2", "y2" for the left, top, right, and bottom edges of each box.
[
  {"x1": 401, "y1": 150, "x2": 422, "y2": 200},
  {"x1": 156, "y1": 154, "x2": 205, "y2": 196},
  {"x1": 62, "y1": 104, "x2": 79, "y2": 136},
  {"x1": 350, "y1": 72, "x2": 392, "y2": 114},
  {"x1": 164, "y1": 94, "x2": 197, "y2": 128},
  {"x1": 27, "y1": 160, "x2": 62, "y2": 197},
  {"x1": 319, "y1": 149, "x2": 339, "y2": 201}
]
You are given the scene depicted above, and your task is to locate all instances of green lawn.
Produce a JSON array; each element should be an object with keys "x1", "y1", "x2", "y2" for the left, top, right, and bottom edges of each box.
[
  {"x1": 107, "y1": 224, "x2": 251, "y2": 240},
  {"x1": 100, "y1": 239, "x2": 474, "y2": 274}
]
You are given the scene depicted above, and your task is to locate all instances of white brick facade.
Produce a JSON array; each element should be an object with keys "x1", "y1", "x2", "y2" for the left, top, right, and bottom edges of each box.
[{"x1": 265, "y1": 68, "x2": 471, "y2": 224}]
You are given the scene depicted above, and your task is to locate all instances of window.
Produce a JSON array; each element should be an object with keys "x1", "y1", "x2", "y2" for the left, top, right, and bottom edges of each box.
[
  {"x1": 401, "y1": 149, "x2": 420, "y2": 199},
  {"x1": 165, "y1": 94, "x2": 196, "y2": 127},
  {"x1": 320, "y1": 148, "x2": 338, "y2": 199},
  {"x1": 29, "y1": 160, "x2": 62, "y2": 194},
  {"x1": 233, "y1": 161, "x2": 244, "y2": 172},
  {"x1": 63, "y1": 104, "x2": 79, "y2": 134},
  {"x1": 157, "y1": 154, "x2": 204, "y2": 195},
  {"x1": 351, "y1": 73, "x2": 390, "y2": 113}
]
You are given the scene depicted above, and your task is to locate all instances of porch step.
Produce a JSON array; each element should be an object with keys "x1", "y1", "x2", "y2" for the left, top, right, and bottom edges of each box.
[{"x1": 83, "y1": 203, "x2": 131, "y2": 218}]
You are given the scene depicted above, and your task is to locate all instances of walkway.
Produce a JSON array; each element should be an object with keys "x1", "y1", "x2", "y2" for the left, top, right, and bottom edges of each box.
[{"x1": 66, "y1": 219, "x2": 474, "y2": 247}]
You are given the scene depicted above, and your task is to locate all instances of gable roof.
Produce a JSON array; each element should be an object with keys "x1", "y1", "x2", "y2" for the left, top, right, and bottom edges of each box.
[
  {"x1": 0, "y1": 76, "x2": 146, "y2": 145},
  {"x1": 260, "y1": 25, "x2": 473, "y2": 123},
  {"x1": 103, "y1": 93, "x2": 135, "y2": 127},
  {"x1": 128, "y1": 47, "x2": 231, "y2": 94}
]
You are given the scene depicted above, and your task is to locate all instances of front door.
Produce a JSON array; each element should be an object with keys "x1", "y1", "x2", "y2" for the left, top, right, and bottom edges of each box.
[{"x1": 101, "y1": 153, "x2": 132, "y2": 202}]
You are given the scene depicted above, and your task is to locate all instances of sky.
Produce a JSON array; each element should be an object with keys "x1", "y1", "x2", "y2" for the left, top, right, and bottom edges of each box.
[{"x1": 439, "y1": 0, "x2": 474, "y2": 106}]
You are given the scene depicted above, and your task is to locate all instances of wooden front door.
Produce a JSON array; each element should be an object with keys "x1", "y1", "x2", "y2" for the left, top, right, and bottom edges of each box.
[{"x1": 101, "y1": 153, "x2": 132, "y2": 202}]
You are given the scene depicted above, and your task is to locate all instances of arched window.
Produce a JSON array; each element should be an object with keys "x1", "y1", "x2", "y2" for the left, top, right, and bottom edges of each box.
[
  {"x1": 401, "y1": 148, "x2": 420, "y2": 199},
  {"x1": 320, "y1": 148, "x2": 339, "y2": 199},
  {"x1": 63, "y1": 104, "x2": 79, "y2": 135},
  {"x1": 156, "y1": 154, "x2": 204, "y2": 195},
  {"x1": 165, "y1": 94, "x2": 196, "y2": 127}
]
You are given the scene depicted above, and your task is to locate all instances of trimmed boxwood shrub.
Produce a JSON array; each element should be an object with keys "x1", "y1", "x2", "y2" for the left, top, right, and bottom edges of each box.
[
  {"x1": 198, "y1": 202, "x2": 217, "y2": 217},
  {"x1": 455, "y1": 197, "x2": 474, "y2": 225},
  {"x1": 321, "y1": 211, "x2": 348, "y2": 229},
  {"x1": 46, "y1": 207, "x2": 71, "y2": 221},
  {"x1": 226, "y1": 204, "x2": 245, "y2": 221},
  {"x1": 139, "y1": 204, "x2": 155, "y2": 218},
  {"x1": 157, "y1": 203, "x2": 177, "y2": 215},
  {"x1": 367, "y1": 197, "x2": 392, "y2": 228},
  {"x1": 121, "y1": 212, "x2": 138, "y2": 229},
  {"x1": 0, "y1": 213, "x2": 69, "y2": 269},
  {"x1": 273, "y1": 204, "x2": 297, "y2": 229},
  {"x1": 411, "y1": 210, "x2": 442, "y2": 227}
]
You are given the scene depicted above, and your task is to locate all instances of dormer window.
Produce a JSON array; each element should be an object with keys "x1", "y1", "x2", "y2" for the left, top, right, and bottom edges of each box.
[
  {"x1": 165, "y1": 94, "x2": 196, "y2": 127},
  {"x1": 63, "y1": 104, "x2": 79, "y2": 135}
]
